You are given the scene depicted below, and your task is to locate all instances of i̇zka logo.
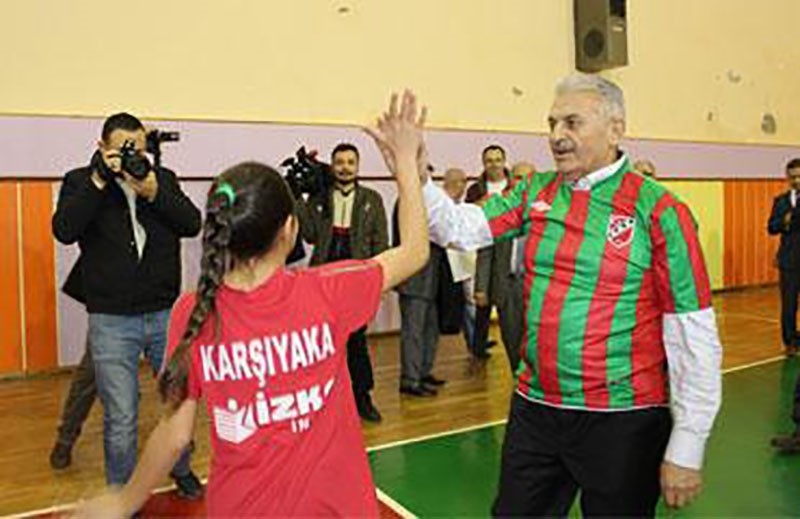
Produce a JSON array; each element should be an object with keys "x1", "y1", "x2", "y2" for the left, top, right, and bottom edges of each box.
[{"x1": 607, "y1": 215, "x2": 636, "y2": 249}]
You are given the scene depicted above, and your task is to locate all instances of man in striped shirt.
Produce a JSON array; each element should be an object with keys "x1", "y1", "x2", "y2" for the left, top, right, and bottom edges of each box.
[{"x1": 419, "y1": 74, "x2": 722, "y2": 516}]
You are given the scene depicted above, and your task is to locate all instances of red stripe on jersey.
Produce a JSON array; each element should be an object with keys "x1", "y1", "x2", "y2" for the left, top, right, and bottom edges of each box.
[
  {"x1": 630, "y1": 268, "x2": 669, "y2": 406},
  {"x1": 487, "y1": 188, "x2": 529, "y2": 238},
  {"x1": 536, "y1": 190, "x2": 591, "y2": 405},
  {"x1": 517, "y1": 179, "x2": 562, "y2": 394},
  {"x1": 650, "y1": 194, "x2": 676, "y2": 313},
  {"x1": 673, "y1": 203, "x2": 713, "y2": 309},
  {"x1": 581, "y1": 173, "x2": 645, "y2": 408}
]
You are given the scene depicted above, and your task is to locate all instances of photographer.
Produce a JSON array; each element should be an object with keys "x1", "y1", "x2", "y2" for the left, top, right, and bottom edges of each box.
[
  {"x1": 294, "y1": 143, "x2": 389, "y2": 422},
  {"x1": 52, "y1": 113, "x2": 203, "y2": 496}
]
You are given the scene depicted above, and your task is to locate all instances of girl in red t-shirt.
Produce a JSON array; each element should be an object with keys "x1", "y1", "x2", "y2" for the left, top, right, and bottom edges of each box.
[{"x1": 78, "y1": 91, "x2": 429, "y2": 518}]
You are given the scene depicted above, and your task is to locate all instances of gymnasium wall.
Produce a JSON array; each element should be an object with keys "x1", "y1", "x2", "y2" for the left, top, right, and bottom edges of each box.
[{"x1": 0, "y1": 0, "x2": 798, "y2": 375}]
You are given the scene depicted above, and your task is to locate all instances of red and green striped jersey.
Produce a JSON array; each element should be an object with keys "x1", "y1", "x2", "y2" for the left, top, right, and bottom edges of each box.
[{"x1": 482, "y1": 158, "x2": 712, "y2": 410}]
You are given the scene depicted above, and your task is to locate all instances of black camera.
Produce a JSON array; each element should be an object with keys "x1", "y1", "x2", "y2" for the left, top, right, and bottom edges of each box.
[
  {"x1": 146, "y1": 129, "x2": 180, "y2": 157},
  {"x1": 119, "y1": 140, "x2": 152, "y2": 180},
  {"x1": 146, "y1": 129, "x2": 180, "y2": 171},
  {"x1": 281, "y1": 146, "x2": 333, "y2": 200}
]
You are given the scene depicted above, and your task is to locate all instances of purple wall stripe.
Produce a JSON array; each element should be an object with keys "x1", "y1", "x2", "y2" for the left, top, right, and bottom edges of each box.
[{"x1": 2, "y1": 115, "x2": 799, "y2": 179}]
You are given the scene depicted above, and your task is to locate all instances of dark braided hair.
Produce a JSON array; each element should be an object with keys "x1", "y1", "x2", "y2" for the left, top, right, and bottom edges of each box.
[{"x1": 159, "y1": 162, "x2": 295, "y2": 408}]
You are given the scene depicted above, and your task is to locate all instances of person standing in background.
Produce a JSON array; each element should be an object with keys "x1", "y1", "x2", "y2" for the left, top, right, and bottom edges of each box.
[
  {"x1": 768, "y1": 158, "x2": 800, "y2": 452},
  {"x1": 296, "y1": 143, "x2": 389, "y2": 422},
  {"x1": 51, "y1": 113, "x2": 203, "y2": 496},
  {"x1": 466, "y1": 145, "x2": 514, "y2": 362}
]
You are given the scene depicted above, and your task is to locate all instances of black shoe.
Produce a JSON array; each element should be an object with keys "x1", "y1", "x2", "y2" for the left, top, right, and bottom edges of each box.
[
  {"x1": 485, "y1": 340, "x2": 498, "y2": 350},
  {"x1": 356, "y1": 394, "x2": 383, "y2": 423},
  {"x1": 171, "y1": 470, "x2": 204, "y2": 501},
  {"x1": 400, "y1": 383, "x2": 438, "y2": 397},
  {"x1": 771, "y1": 433, "x2": 800, "y2": 452},
  {"x1": 421, "y1": 375, "x2": 446, "y2": 386},
  {"x1": 49, "y1": 441, "x2": 73, "y2": 470}
]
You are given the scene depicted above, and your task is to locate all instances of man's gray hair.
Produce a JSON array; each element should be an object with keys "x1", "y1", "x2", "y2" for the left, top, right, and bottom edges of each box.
[{"x1": 555, "y1": 73, "x2": 625, "y2": 121}]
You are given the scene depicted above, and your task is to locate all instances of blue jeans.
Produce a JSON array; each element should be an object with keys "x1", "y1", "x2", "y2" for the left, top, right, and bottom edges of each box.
[{"x1": 89, "y1": 310, "x2": 192, "y2": 486}]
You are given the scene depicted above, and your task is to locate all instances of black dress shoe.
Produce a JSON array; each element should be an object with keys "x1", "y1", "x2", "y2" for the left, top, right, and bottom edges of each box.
[
  {"x1": 771, "y1": 432, "x2": 800, "y2": 452},
  {"x1": 356, "y1": 394, "x2": 383, "y2": 423},
  {"x1": 421, "y1": 374, "x2": 446, "y2": 386},
  {"x1": 171, "y1": 470, "x2": 204, "y2": 500},
  {"x1": 49, "y1": 441, "x2": 73, "y2": 470},
  {"x1": 400, "y1": 383, "x2": 438, "y2": 397}
]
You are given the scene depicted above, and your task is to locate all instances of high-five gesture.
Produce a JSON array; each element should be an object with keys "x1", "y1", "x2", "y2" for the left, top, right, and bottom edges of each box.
[
  {"x1": 365, "y1": 90, "x2": 427, "y2": 180},
  {"x1": 367, "y1": 91, "x2": 430, "y2": 293}
]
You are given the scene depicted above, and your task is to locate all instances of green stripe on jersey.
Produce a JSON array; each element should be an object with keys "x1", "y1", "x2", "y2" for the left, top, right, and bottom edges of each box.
[
  {"x1": 555, "y1": 171, "x2": 627, "y2": 406},
  {"x1": 523, "y1": 184, "x2": 572, "y2": 399},
  {"x1": 659, "y1": 205, "x2": 701, "y2": 312}
]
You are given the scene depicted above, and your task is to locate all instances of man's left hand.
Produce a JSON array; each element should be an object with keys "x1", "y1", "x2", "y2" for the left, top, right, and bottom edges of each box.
[
  {"x1": 661, "y1": 461, "x2": 703, "y2": 510},
  {"x1": 124, "y1": 171, "x2": 159, "y2": 202}
]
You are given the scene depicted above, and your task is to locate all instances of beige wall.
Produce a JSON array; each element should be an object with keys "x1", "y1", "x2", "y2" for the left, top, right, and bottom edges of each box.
[{"x1": 1, "y1": 0, "x2": 798, "y2": 144}]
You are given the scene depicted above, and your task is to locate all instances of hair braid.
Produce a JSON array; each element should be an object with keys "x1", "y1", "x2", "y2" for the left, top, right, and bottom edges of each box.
[{"x1": 159, "y1": 195, "x2": 232, "y2": 408}]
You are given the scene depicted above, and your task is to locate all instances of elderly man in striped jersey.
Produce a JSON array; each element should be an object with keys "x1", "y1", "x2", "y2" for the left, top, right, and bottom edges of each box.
[{"x1": 417, "y1": 74, "x2": 722, "y2": 516}]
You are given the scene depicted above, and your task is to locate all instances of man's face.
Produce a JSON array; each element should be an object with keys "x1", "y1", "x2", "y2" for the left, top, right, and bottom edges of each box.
[
  {"x1": 482, "y1": 149, "x2": 506, "y2": 180},
  {"x1": 443, "y1": 169, "x2": 467, "y2": 201},
  {"x1": 510, "y1": 163, "x2": 535, "y2": 187},
  {"x1": 99, "y1": 128, "x2": 146, "y2": 174},
  {"x1": 788, "y1": 167, "x2": 800, "y2": 191},
  {"x1": 548, "y1": 92, "x2": 623, "y2": 178},
  {"x1": 332, "y1": 150, "x2": 359, "y2": 186}
]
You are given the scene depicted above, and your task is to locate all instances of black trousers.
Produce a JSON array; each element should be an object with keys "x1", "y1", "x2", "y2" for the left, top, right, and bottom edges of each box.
[
  {"x1": 780, "y1": 269, "x2": 800, "y2": 348},
  {"x1": 55, "y1": 344, "x2": 97, "y2": 447},
  {"x1": 328, "y1": 232, "x2": 375, "y2": 398},
  {"x1": 474, "y1": 304, "x2": 493, "y2": 356},
  {"x1": 493, "y1": 395, "x2": 671, "y2": 518},
  {"x1": 793, "y1": 369, "x2": 800, "y2": 431},
  {"x1": 347, "y1": 326, "x2": 374, "y2": 397}
]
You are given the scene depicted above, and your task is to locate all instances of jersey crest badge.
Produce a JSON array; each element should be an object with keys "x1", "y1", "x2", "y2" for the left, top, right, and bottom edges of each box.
[{"x1": 607, "y1": 214, "x2": 636, "y2": 249}]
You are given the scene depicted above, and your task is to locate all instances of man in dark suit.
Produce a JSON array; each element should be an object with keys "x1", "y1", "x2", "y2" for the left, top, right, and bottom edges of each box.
[
  {"x1": 466, "y1": 145, "x2": 514, "y2": 362},
  {"x1": 296, "y1": 143, "x2": 388, "y2": 422},
  {"x1": 768, "y1": 157, "x2": 800, "y2": 357},
  {"x1": 769, "y1": 157, "x2": 800, "y2": 451}
]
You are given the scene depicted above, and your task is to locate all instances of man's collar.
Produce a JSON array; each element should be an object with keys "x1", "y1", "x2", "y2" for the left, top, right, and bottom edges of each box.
[
  {"x1": 334, "y1": 183, "x2": 357, "y2": 196},
  {"x1": 569, "y1": 154, "x2": 629, "y2": 191}
]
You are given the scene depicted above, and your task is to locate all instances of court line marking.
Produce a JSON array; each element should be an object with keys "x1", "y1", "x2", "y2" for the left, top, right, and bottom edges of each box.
[
  {"x1": 376, "y1": 487, "x2": 416, "y2": 519},
  {"x1": 366, "y1": 354, "x2": 790, "y2": 453},
  {"x1": 720, "y1": 354, "x2": 786, "y2": 374}
]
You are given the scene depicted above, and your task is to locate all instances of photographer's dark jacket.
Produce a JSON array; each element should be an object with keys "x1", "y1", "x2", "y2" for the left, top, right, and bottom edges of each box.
[
  {"x1": 53, "y1": 165, "x2": 201, "y2": 315},
  {"x1": 296, "y1": 185, "x2": 388, "y2": 266}
]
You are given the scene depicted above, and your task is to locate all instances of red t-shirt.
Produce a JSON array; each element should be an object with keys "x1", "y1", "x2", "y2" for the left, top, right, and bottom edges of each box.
[{"x1": 166, "y1": 259, "x2": 384, "y2": 517}]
